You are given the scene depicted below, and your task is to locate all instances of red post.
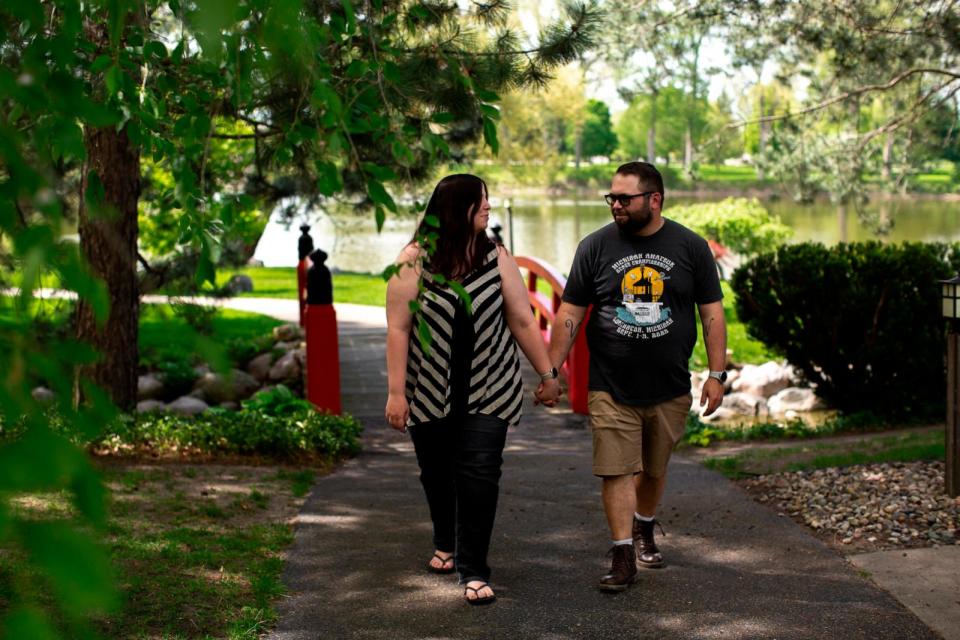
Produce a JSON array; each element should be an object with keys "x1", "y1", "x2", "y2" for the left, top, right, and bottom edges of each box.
[
  {"x1": 564, "y1": 306, "x2": 591, "y2": 415},
  {"x1": 305, "y1": 303, "x2": 342, "y2": 414},
  {"x1": 297, "y1": 258, "x2": 308, "y2": 327}
]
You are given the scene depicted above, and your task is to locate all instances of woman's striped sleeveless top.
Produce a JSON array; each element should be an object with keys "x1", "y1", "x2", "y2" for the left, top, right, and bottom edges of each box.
[{"x1": 405, "y1": 248, "x2": 523, "y2": 427}]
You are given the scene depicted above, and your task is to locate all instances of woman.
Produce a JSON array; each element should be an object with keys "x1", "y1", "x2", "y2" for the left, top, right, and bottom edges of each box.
[{"x1": 385, "y1": 174, "x2": 561, "y2": 605}]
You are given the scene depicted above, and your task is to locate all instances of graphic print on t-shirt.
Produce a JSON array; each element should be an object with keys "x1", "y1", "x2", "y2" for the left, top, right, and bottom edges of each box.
[{"x1": 611, "y1": 253, "x2": 674, "y2": 339}]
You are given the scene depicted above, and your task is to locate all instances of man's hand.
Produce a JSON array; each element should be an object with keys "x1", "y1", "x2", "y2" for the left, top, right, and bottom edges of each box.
[
  {"x1": 699, "y1": 377, "x2": 724, "y2": 416},
  {"x1": 385, "y1": 393, "x2": 410, "y2": 432},
  {"x1": 534, "y1": 377, "x2": 562, "y2": 407}
]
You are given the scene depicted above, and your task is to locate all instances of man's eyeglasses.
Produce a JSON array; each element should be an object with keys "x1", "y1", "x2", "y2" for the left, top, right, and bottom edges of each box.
[{"x1": 604, "y1": 191, "x2": 657, "y2": 207}]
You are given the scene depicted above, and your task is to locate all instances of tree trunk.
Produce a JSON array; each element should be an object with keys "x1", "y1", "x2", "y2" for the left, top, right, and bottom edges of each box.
[
  {"x1": 757, "y1": 91, "x2": 767, "y2": 181},
  {"x1": 647, "y1": 93, "x2": 657, "y2": 163},
  {"x1": 684, "y1": 126, "x2": 693, "y2": 172},
  {"x1": 881, "y1": 132, "x2": 894, "y2": 182},
  {"x1": 76, "y1": 125, "x2": 141, "y2": 410},
  {"x1": 574, "y1": 125, "x2": 583, "y2": 169}
]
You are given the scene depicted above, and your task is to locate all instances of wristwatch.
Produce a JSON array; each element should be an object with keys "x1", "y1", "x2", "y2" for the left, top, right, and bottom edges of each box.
[
  {"x1": 539, "y1": 367, "x2": 559, "y2": 382},
  {"x1": 708, "y1": 370, "x2": 728, "y2": 383}
]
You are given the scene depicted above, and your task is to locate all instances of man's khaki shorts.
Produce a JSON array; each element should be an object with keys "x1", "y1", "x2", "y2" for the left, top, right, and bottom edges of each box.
[{"x1": 588, "y1": 391, "x2": 692, "y2": 478}]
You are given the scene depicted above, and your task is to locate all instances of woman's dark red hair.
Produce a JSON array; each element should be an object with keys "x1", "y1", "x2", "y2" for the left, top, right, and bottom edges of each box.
[{"x1": 414, "y1": 173, "x2": 496, "y2": 280}]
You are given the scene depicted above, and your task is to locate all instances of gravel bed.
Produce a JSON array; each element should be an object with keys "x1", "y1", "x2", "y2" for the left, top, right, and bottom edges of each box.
[{"x1": 740, "y1": 460, "x2": 960, "y2": 553}]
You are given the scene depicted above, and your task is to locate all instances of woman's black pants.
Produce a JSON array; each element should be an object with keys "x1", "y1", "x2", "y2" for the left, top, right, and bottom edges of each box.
[{"x1": 408, "y1": 413, "x2": 508, "y2": 583}]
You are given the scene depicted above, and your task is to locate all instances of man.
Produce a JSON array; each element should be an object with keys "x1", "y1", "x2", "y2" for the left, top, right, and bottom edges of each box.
[{"x1": 540, "y1": 161, "x2": 726, "y2": 592}]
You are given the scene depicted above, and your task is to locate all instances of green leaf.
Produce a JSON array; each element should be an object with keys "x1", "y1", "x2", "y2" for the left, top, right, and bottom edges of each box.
[
  {"x1": 311, "y1": 83, "x2": 343, "y2": 118},
  {"x1": 104, "y1": 64, "x2": 122, "y2": 96},
  {"x1": 361, "y1": 162, "x2": 397, "y2": 182},
  {"x1": 346, "y1": 59, "x2": 368, "y2": 78},
  {"x1": 479, "y1": 103, "x2": 500, "y2": 120},
  {"x1": 382, "y1": 264, "x2": 401, "y2": 281},
  {"x1": 483, "y1": 117, "x2": 499, "y2": 156},
  {"x1": 375, "y1": 205, "x2": 386, "y2": 232},
  {"x1": 449, "y1": 280, "x2": 473, "y2": 313},
  {"x1": 20, "y1": 521, "x2": 118, "y2": 615},
  {"x1": 416, "y1": 317, "x2": 433, "y2": 355},
  {"x1": 367, "y1": 180, "x2": 397, "y2": 213},
  {"x1": 90, "y1": 54, "x2": 114, "y2": 73},
  {"x1": 430, "y1": 111, "x2": 456, "y2": 124},
  {"x1": 316, "y1": 161, "x2": 343, "y2": 196},
  {"x1": 144, "y1": 40, "x2": 168, "y2": 59},
  {"x1": 84, "y1": 171, "x2": 105, "y2": 210},
  {"x1": 476, "y1": 89, "x2": 501, "y2": 102},
  {"x1": 342, "y1": 0, "x2": 357, "y2": 33},
  {"x1": 424, "y1": 214, "x2": 440, "y2": 228},
  {"x1": 0, "y1": 607, "x2": 59, "y2": 640}
]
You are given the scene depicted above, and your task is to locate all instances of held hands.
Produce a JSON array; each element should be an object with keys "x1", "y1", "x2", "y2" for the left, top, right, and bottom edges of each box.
[
  {"x1": 699, "y1": 377, "x2": 724, "y2": 417},
  {"x1": 385, "y1": 393, "x2": 409, "y2": 432},
  {"x1": 534, "y1": 377, "x2": 562, "y2": 407}
]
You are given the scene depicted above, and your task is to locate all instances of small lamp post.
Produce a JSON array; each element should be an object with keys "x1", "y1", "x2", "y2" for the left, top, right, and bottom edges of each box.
[{"x1": 939, "y1": 274, "x2": 960, "y2": 497}]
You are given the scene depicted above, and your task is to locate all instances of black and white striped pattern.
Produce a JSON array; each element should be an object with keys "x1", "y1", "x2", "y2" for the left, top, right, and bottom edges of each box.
[{"x1": 405, "y1": 248, "x2": 523, "y2": 427}]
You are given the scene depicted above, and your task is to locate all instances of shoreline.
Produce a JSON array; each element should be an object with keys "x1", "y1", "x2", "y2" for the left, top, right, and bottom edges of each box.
[{"x1": 493, "y1": 183, "x2": 960, "y2": 202}]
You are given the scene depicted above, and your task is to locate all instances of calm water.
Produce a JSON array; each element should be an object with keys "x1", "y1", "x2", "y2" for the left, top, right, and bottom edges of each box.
[{"x1": 253, "y1": 196, "x2": 960, "y2": 273}]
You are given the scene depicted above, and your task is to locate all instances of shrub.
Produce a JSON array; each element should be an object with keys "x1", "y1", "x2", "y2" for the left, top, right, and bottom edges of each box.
[
  {"x1": 156, "y1": 360, "x2": 199, "y2": 400},
  {"x1": 668, "y1": 197, "x2": 792, "y2": 257},
  {"x1": 242, "y1": 384, "x2": 313, "y2": 416},
  {"x1": 731, "y1": 241, "x2": 960, "y2": 418},
  {"x1": 171, "y1": 301, "x2": 218, "y2": 335}
]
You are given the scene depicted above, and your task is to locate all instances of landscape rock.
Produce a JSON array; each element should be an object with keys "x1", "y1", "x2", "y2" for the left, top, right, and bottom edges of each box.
[
  {"x1": 273, "y1": 323, "x2": 303, "y2": 342},
  {"x1": 137, "y1": 374, "x2": 164, "y2": 401},
  {"x1": 194, "y1": 369, "x2": 260, "y2": 404},
  {"x1": 246, "y1": 352, "x2": 274, "y2": 382},
  {"x1": 269, "y1": 351, "x2": 302, "y2": 382},
  {"x1": 219, "y1": 401, "x2": 239, "y2": 411},
  {"x1": 31, "y1": 386, "x2": 55, "y2": 404},
  {"x1": 136, "y1": 399, "x2": 165, "y2": 413},
  {"x1": 167, "y1": 396, "x2": 209, "y2": 416},
  {"x1": 731, "y1": 361, "x2": 796, "y2": 397},
  {"x1": 767, "y1": 387, "x2": 827, "y2": 414},
  {"x1": 698, "y1": 406, "x2": 738, "y2": 423},
  {"x1": 224, "y1": 274, "x2": 254, "y2": 294},
  {"x1": 722, "y1": 391, "x2": 769, "y2": 416}
]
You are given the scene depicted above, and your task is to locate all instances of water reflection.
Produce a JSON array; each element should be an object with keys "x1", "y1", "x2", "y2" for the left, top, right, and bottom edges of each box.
[{"x1": 253, "y1": 196, "x2": 960, "y2": 273}]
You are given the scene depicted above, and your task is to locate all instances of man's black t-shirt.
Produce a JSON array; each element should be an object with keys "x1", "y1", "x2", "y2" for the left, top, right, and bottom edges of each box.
[{"x1": 562, "y1": 219, "x2": 723, "y2": 407}]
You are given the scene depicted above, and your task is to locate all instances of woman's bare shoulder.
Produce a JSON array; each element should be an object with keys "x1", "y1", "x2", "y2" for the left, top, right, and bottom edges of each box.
[{"x1": 396, "y1": 241, "x2": 425, "y2": 264}]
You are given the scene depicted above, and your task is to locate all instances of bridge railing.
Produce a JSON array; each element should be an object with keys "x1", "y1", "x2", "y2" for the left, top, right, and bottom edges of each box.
[{"x1": 515, "y1": 256, "x2": 590, "y2": 415}]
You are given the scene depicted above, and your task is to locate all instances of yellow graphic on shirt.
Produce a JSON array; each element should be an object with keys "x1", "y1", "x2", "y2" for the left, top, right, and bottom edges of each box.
[
  {"x1": 621, "y1": 266, "x2": 663, "y2": 302},
  {"x1": 618, "y1": 265, "x2": 668, "y2": 326}
]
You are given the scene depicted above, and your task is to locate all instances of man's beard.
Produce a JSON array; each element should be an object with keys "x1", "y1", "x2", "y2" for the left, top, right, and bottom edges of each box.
[{"x1": 615, "y1": 208, "x2": 652, "y2": 233}]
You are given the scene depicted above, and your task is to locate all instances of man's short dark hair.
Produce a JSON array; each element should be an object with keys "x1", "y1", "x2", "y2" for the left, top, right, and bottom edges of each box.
[{"x1": 616, "y1": 162, "x2": 664, "y2": 200}]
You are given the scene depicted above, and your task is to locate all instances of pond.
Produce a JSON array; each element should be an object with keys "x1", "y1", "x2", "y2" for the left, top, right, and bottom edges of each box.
[{"x1": 253, "y1": 194, "x2": 960, "y2": 274}]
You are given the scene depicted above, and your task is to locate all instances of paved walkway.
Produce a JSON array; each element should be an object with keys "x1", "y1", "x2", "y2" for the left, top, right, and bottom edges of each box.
[{"x1": 265, "y1": 305, "x2": 943, "y2": 640}]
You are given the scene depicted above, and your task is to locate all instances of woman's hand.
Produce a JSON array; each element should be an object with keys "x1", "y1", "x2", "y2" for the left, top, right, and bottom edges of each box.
[
  {"x1": 534, "y1": 377, "x2": 562, "y2": 407},
  {"x1": 385, "y1": 393, "x2": 410, "y2": 432}
]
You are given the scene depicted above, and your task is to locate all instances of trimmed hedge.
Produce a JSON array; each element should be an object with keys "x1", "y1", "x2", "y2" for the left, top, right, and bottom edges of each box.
[{"x1": 731, "y1": 241, "x2": 960, "y2": 418}]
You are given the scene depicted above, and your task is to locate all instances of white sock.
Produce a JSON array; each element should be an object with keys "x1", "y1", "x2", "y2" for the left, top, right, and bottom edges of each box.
[
  {"x1": 635, "y1": 513, "x2": 655, "y2": 522},
  {"x1": 612, "y1": 538, "x2": 633, "y2": 546}
]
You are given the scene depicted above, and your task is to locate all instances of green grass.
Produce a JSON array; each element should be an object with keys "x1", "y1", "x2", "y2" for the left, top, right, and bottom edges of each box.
[
  {"x1": 695, "y1": 164, "x2": 766, "y2": 183},
  {"x1": 139, "y1": 304, "x2": 283, "y2": 367},
  {"x1": 701, "y1": 429, "x2": 944, "y2": 478},
  {"x1": 691, "y1": 281, "x2": 778, "y2": 368},
  {"x1": 216, "y1": 266, "x2": 388, "y2": 305},
  {"x1": 0, "y1": 464, "x2": 306, "y2": 639}
]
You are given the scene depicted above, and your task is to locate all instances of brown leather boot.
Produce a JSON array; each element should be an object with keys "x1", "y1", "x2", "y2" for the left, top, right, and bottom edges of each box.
[
  {"x1": 597, "y1": 544, "x2": 637, "y2": 592},
  {"x1": 633, "y1": 517, "x2": 665, "y2": 568}
]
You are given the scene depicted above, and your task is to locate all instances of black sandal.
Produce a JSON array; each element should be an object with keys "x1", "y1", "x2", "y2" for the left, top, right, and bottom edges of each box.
[
  {"x1": 464, "y1": 581, "x2": 496, "y2": 606},
  {"x1": 427, "y1": 551, "x2": 455, "y2": 574}
]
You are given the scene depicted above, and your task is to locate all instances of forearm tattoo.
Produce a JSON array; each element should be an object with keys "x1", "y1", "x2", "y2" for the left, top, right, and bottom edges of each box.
[
  {"x1": 565, "y1": 318, "x2": 581, "y2": 338},
  {"x1": 704, "y1": 317, "x2": 714, "y2": 339}
]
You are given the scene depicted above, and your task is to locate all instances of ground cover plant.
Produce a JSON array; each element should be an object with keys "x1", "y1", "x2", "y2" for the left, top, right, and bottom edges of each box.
[
  {"x1": 695, "y1": 428, "x2": 944, "y2": 479},
  {"x1": 0, "y1": 463, "x2": 315, "y2": 639}
]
